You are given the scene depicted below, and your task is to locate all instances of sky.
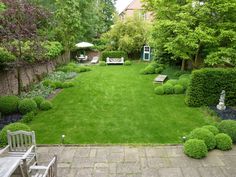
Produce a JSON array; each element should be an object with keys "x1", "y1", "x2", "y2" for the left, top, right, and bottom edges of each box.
[{"x1": 115, "y1": 0, "x2": 133, "y2": 13}]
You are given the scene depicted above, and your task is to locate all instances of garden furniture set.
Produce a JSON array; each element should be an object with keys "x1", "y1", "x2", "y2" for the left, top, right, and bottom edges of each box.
[
  {"x1": 106, "y1": 57, "x2": 124, "y2": 65},
  {"x1": 0, "y1": 130, "x2": 57, "y2": 177}
]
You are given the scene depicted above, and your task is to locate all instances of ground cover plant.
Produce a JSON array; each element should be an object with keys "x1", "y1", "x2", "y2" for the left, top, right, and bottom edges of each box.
[{"x1": 28, "y1": 63, "x2": 214, "y2": 144}]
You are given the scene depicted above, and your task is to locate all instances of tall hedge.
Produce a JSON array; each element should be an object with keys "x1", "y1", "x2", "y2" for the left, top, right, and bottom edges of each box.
[
  {"x1": 186, "y1": 68, "x2": 236, "y2": 107},
  {"x1": 100, "y1": 51, "x2": 128, "y2": 61}
]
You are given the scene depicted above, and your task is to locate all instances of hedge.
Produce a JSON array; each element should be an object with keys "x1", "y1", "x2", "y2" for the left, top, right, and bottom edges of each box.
[
  {"x1": 100, "y1": 51, "x2": 128, "y2": 61},
  {"x1": 186, "y1": 68, "x2": 236, "y2": 107}
]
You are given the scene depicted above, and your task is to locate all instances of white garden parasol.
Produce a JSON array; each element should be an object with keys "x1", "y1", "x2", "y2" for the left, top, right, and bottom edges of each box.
[{"x1": 75, "y1": 42, "x2": 94, "y2": 48}]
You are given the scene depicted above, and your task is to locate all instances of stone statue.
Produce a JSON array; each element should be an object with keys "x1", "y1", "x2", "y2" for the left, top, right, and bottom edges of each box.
[{"x1": 217, "y1": 90, "x2": 226, "y2": 111}]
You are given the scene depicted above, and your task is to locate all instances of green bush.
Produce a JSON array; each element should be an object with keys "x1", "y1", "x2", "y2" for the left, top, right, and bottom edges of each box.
[
  {"x1": 99, "y1": 61, "x2": 106, "y2": 66},
  {"x1": 179, "y1": 74, "x2": 191, "y2": 80},
  {"x1": 174, "y1": 70, "x2": 191, "y2": 77},
  {"x1": 20, "y1": 111, "x2": 36, "y2": 123},
  {"x1": 62, "y1": 82, "x2": 74, "y2": 88},
  {"x1": 0, "y1": 96, "x2": 19, "y2": 115},
  {"x1": 40, "y1": 101, "x2": 53, "y2": 111},
  {"x1": 166, "y1": 79, "x2": 178, "y2": 86},
  {"x1": 18, "y1": 99, "x2": 37, "y2": 115},
  {"x1": 141, "y1": 65, "x2": 155, "y2": 74},
  {"x1": 0, "y1": 47, "x2": 16, "y2": 63},
  {"x1": 188, "y1": 128, "x2": 216, "y2": 150},
  {"x1": 42, "y1": 41, "x2": 63, "y2": 59},
  {"x1": 218, "y1": 120, "x2": 236, "y2": 143},
  {"x1": 0, "y1": 123, "x2": 31, "y2": 147},
  {"x1": 184, "y1": 139, "x2": 208, "y2": 159},
  {"x1": 124, "y1": 60, "x2": 132, "y2": 66},
  {"x1": 202, "y1": 125, "x2": 219, "y2": 135},
  {"x1": 178, "y1": 78, "x2": 190, "y2": 90},
  {"x1": 163, "y1": 83, "x2": 174, "y2": 94},
  {"x1": 174, "y1": 84, "x2": 184, "y2": 94},
  {"x1": 215, "y1": 133, "x2": 233, "y2": 151},
  {"x1": 186, "y1": 68, "x2": 236, "y2": 107},
  {"x1": 33, "y1": 96, "x2": 45, "y2": 107},
  {"x1": 155, "y1": 67, "x2": 164, "y2": 74},
  {"x1": 54, "y1": 81, "x2": 63, "y2": 88},
  {"x1": 154, "y1": 86, "x2": 164, "y2": 95},
  {"x1": 100, "y1": 51, "x2": 128, "y2": 61}
]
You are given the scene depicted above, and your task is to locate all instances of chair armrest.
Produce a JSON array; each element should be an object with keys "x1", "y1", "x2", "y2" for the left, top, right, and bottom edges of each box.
[
  {"x1": 106, "y1": 57, "x2": 109, "y2": 63},
  {"x1": 0, "y1": 145, "x2": 10, "y2": 155},
  {"x1": 30, "y1": 165, "x2": 47, "y2": 170},
  {"x1": 22, "y1": 145, "x2": 36, "y2": 159}
]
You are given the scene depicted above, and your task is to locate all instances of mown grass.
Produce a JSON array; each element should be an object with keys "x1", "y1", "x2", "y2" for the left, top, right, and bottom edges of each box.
[{"x1": 29, "y1": 62, "x2": 214, "y2": 144}]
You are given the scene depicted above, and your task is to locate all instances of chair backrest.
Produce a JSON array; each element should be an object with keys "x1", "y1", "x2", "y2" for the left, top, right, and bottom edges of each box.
[
  {"x1": 7, "y1": 130, "x2": 36, "y2": 152},
  {"x1": 43, "y1": 155, "x2": 57, "y2": 177}
]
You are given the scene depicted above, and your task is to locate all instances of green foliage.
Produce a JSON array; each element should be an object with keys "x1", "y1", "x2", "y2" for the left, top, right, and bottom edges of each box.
[
  {"x1": 58, "y1": 64, "x2": 91, "y2": 73},
  {"x1": 163, "y1": 83, "x2": 174, "y2": 94},
  {"x1": 42, "y1": 41, "x2": 63, "y2": 59},
  {"x1": 99, "y1": 61, "x2": 106, "y2": 66},
  {"x1": 141, "y1": 62, "x2": 165, "y2": 75},
  {"x1": 186, "y1": 68, "x2": 236, "y2": 107},
  {"x1": 124, "y1": 60, "x2": 132, "y2": 66},
  {"x1": 33, "y1": 96, "x2": 45, "y2": 107},
  {"x1": 202, "y1": 125, "x2": 219, "y2": 135},
  {"x1": 141, "y1": 65, "x2": 155, "y2": 74},
  {"x1": 188, "y1": 128, "x2": 216, "y2": 150},
  {"x1": 178, "y1": 78, "x2": 190, "y2": 90},
  {"x1": 179, "y1": 74, "x2": 191, "y2": 80},
  {"x1": 0, "y1": 123, "x2": 31, "y2": 147},
  {"x1": 215, "y1": 133, "x2": 233, "y2": 151},
  {"x1": 174, "y1": 84, "x2": 184, "y2": 94},
  {"x1": 18, "y1": 99, "x2": 37, "y2": 115},
  {"x1": 218, "y1": 120, "x2": 236, "y2": 143},
  {"x1": 20, "y1": 111, "x2": 36, "y2": 123},
  {"x1": 0, "y1": 96, "x2": 19, "y2": 115},
  {"x1": 62, "y1": 82, "x2": 75, "y2": 88},
  {"x1": 155, "y1": 67, "x2": 164, "y2": 74},
  {"x1": 100, "y1": 51, "x2": 127, "y2": 61},
  {"x1": 154, "y1": 86, "x2": 164, "y2": 95},
  {"x1": 40, "y1": 101, "x2": 53, "y2": 111},
  {"x1": 0, "y1": 47, "x2": 16, "y2": 64},
  {"x1": 166, "y1": 79, "x2": 178, "y2": 86},
  {"x1": 184, "y1": 139, "x2": 208, "y2": 159}
]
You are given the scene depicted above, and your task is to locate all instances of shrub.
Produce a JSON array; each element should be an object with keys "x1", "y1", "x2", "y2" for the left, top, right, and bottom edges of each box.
[
  {"x1": 174, "y1": 70, "x2": 191, "y2": 77},
  {"x1": 166, "y1": 79, "x2": 178, "y2": 86},
  {"x1": 179, "y1": 74, "x2": 191, "y2": 80},
  {"x1": 215, "y1": 133, "x2": 233, "y2": 151},
  {"x1": 0, "y1": 47, "x2": 16, "y2": 63},
  {"x1": 42, "y1": 41, "x2": 63, "y2": 59},
  {"x1": 154, "y1": 86, "x2": 164, "y2": 95},
  {"x1": 163, "y1": 83, "x2": 174, "y2": 94},
  {"x1": 178, "y1": 78, "x2": 190, "y2": 90},
  {"x1": 188, "y1": 128, "x2": 216, "y2": 150},
  {"x1": 124, "y1": 60, "x2": 131, "y2": 66},
  {"x1": 18, "y1": 99, "x2": 37, "y2": 115},
  {"x1": 184, "y1": 139, "x2": 208, "y2": 159},
  {"x1": 33, "y1": 96, "x2": 45, "y2": 107},
  {"x1": 100, "y1": 51, "x2": 128, "y2": 61},
  {"x1": 155, "y1": 67, "x2": 164, "y2": 74},
  {"x1": 0, "y1": 96, "x2": 19, "y2": 115},
  {"x1": 202, "y1": 125, "x2": 219, "y2": 135},
  {"x1": 42, "y1": 79, "x2": 52, "y2": 87},
  {"x1": 99, "y1": 61, "x2": 106, "y2": 66},
  {"x1": 174, "y1": 84, "x2": 184, "y2": 94},
  {"x1": 141, "y1": 65, "x2": 155, "y2": 74},
  {"x1": 54, "y1": 81, "x2": 63, "y2": 88},
  {"x1": 62, "y1": 82, "x2": 74, "y2": 88},
  {"x1": 20, "y1": 111, "x2": 36, "y2": 123},
  {"x1": 0, "y1": 123, "x2": 31, "y2": 147},
  {"x1": 40, "y1": 101, "x2": 53, "y2": 111},
  {"x1": 218, "y1": 120, "x2": 236, "y2": 143},
  {"x1": 186, "y1": 68, "x2": 236, "y2": 107}
]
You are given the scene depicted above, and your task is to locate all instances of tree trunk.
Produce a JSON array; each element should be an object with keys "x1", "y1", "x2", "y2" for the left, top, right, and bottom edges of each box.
[
  {"x1": 181, "y1": 59, "x2": 185, "y2": 71},
  {"x1": 194, "y1": 44, "x2": 201, "y2": 67}
]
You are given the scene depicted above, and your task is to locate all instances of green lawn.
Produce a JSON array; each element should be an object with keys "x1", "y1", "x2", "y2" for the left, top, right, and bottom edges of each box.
[{"x1": 29, "y1": 62, "x2": 214, "y2": 144}]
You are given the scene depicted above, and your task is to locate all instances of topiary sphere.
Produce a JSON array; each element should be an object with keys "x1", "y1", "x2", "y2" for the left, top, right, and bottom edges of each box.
[
  {"x1": 40, "y1": 101, "x2": 53, "y2": 111},
  {"x1": 178, "y1": 78, "x2": 190, "y2": 89},
  {"x1": 18, "y1": 98, "x2": 37, "y2": 115},
  {"x1": 155, "y1": 67, "x2": 164, "y2": 74},
  {"x1": 188, "y1": 128, "x2": 216, "y2": 150},
  {"x1": 0, "y1": 123, "x2": 31, "y2": 147},
  {"x1": 174, "y1": 84, "x2": 184, "y2": 94},
  {"x1": 99, "y1": 61, "x2": 106, "y2": 66},
  {"x1": 166, "y1": 79, "x2": 178, "y2": 86},
  {"x1": 124, "y1": 60, "x2": 132, "y2": 66},
  {"x1": 143, "y1": 65, "x2": 155, "y2": 74},
  {"x1": 184, "y1": 139, "x2": 208, "y2": 159},
  {"x1": 215, "y1": 133, "x2": 233, "y2": 151},
  {"x1": 33, "y1": 96, "x2": 45, "y2": 107},
  {"x1": 218, "y1": 120, "x2": 236, "y2": 143},
  {"x1": 0, "y1": 96, "x2": 19, "y2": 115},
  {"x1": 163, "y1": 83, "x2": 174, "y2": 94},
  {"x1": 202, "y1": 125, "x2": 219, "y2": 135},
  {"x1": 154, "y1": 86, "x2": 164, "y2": 95}
]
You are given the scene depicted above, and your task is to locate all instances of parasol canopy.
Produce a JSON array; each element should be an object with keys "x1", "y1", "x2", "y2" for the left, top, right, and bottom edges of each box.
[{"x1": 75, "y1": 42, "x2": 94, "y2": 48}]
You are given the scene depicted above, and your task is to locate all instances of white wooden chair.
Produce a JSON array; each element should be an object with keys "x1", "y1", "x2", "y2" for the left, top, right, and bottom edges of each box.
[{"x1": 29, "y1": 155, "x2": 57, "y2": 177}]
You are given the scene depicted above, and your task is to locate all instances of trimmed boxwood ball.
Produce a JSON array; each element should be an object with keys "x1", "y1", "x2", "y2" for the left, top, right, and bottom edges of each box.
[
  {"x1": 202, "y1": 125, "x2": 219, "y2": 135},
  {"x1": 154, "y1": 86, "x2": 164, "y2": 95},
  {"x1": 174, "y1": 84, "x2": 184, "y2": 94},
  {"x1": 188, "y1": 128, "x2": 216, "y2": 150},
  {"x1": 40, "y1": 101, "x2": 53, "y2": 111},
  {"x1": 163, "y1": 83, "x2": 174, "y2": 94},
  {"x1": 33, "y1": 96, "x2": 45, "y2": 107},
  {"x1": 155, "y1": 67, "x2": 164, "y2": 74},
  {"x1": 124, "y1": 60, "x2": 131, "y2": 66},
  {"x1": 215, "y1": 133, "x2": 233, "y2": 151},
  {"x1": 166, "y1": 79, "x2": 178, "y2": 86},
  {"x1": 0, "y1": 123, "x2": 31, "y2": 147},
  {"x1": 0, "y1": 96, "x2": 19, "y2": 115},
  {"x1": 18, "y1": 98, "x2": 37, "y2": 115},
  {"x1": 218, "y1": 120, "x2": 236, "y2": 143},
  {"x1": 184, "y1": 139, "x2": 208, "y2": 159},
  {"x1": 99, "y1": 61, "x2": 106, "y2": 66},
  {"x1": 178, "y1": 78, "x2": 190, "y2": 90},
  {"x1": 142, "y1": 65, "x2": 155, "y2": 74}
]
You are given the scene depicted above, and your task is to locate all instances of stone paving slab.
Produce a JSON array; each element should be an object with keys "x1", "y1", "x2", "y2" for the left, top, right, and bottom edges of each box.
[{"x1": 37, "y1": 145, "x2": 236, "y2": 177}]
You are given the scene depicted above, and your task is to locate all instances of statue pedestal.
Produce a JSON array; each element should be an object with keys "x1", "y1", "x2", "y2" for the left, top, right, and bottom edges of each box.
[{"x1": 217, "y1": 102, "x2": 226, "y2": 111}]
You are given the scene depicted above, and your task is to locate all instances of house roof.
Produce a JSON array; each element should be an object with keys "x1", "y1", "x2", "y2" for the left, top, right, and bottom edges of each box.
[{"x1": 119, "y1": 0, "x2": 143, "y2": 15}]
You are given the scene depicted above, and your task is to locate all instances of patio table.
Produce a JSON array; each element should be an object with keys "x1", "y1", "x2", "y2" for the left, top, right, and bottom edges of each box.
[{"x1": 0, "y1": 155, "x2": 22, "y2": 177}]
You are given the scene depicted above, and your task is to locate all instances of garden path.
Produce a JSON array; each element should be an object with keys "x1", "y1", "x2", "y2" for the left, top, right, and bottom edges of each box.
[{"x1": 37, "y1": 145, "x2": 236, "y2": 177}]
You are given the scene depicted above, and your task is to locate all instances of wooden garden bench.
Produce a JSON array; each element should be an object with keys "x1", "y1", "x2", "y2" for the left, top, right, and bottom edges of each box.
[{"x1": 106, "y1": 57, "x2": 124, "y2": 65}]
